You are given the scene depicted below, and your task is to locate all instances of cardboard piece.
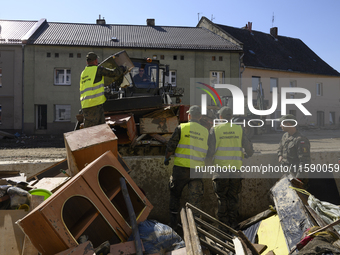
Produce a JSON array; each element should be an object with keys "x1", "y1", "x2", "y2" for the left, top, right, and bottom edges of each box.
[{"x1": 0, "y1": 210, "x2": 28, "y2": 255}]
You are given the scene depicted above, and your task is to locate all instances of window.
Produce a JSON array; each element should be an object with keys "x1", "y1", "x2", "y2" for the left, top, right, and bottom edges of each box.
[
  {"x1": 219, "y1": 56, "x2": 223, "y2": 61},
  {"x1": 47, "y1": 52, "x2": 51, "y2": 58},
  {"x1": 212, "y1": 56, "x2": 216, "y2": 61},
  {"x1": 180, "y1": 55, "x2": 184, "y2": 60},
  {"x1": 69, "y1": 53, "x2": 73, "y2": 58},
  {"x1": 54, "y1": 68, "x2": 71, "y2": 85},
  {"x1": 152, "y1": 55, "x2": 157, "y2": 60},
  {"x1": 252, "y1": 76, "x2": 261, "y2": 91},
  {"x1": 270, "y1": 77, "x2": 278, "y2": 92},
  {"x1": 0, "y1": 68, "x2": 2, "y2": 88},
  {"x1": 330, "y1": 112, "x2": 335, "y2": 125},
  {"x1": 316, "y1": 83, "x2": 323, "y2": 96},
  {"x1": 169, "y1": 70, "x2": 177, "y2": 86},
  {"x1": 173, "y1": 55, "x2": 177, "y2": 60},
  {"x1": 210, "y1": 71, "x2": 225, "y2": 85},
  {"x1": 289, "y1": 80, "x2": 297, "y2": 98},
  {"x1": 55, "y1": 53, "x2": 59, "y2": 58},
  {"x1": 55, "y1": 105, "x2": 71, "y2": 121},
  {"x1": 0, "y1": 104, "x2": 2, "y2": 124},
  {"x1": 160, "y1": 55, "x2": 165, "y2": 60},
  {"x1": 77, "y1": 53, "x2": 81, "y2": 58}
]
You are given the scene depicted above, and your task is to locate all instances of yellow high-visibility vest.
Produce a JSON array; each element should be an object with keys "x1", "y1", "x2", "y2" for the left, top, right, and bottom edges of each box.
[
  {"x1": 80, "y1": 66, "x2": 106, "y2": 109},
  {"x1": 174, "y1": 122, "x2": 208, "y2": 168},
  {"x1": 213, "y1": 123, "x2": 243, "y2": 169}
]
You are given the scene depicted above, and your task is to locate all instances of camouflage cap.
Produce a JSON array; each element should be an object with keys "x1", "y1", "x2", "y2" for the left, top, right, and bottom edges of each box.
[
  {"x1": 278, "y1": 114, "x2": 296, "y2": 122},
  {"x1": 218, "y1": 106, "x2": 233, "y2": 118},
  {"x1": 86, "y1": 52, "x2": 99, "y2": 61},
  {"x1": 186, "y1": 105, "x2": 201, "y2": 118}
]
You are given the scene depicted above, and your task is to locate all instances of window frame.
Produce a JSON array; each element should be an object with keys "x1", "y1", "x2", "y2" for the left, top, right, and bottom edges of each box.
[
  {"x1": 0, "y1": 68, "x2": 2, "y2": 88},
  {"x1": 316, "y1": 82, "x2": 323, "y2": 96},
  {"x1": 169, "y1": 70, "x2": 177, "y2": 87},
  {"x1": 251, "y1": 76, "x2": 261, "y2": 92},
  {"x1": 210, "y1": 71, "x2": 225, "y2": 85},
  {"x1": 270, "y1": 77, "x2": 278, "y2": 93},
  {"x1": 54, "y1": 104, "x2": 71, "y2": 122},
  {"x1": 54, "y1": 68, "x2": 71, "y2": 86}
]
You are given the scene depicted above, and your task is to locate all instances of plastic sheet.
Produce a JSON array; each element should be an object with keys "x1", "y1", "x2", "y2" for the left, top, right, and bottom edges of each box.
[
  {"x1": 308, "y1": 194, "x2": 340, "y2": 233},
  {"x1": 128, "y1": 219, "x2": 185, "y2": 254}
]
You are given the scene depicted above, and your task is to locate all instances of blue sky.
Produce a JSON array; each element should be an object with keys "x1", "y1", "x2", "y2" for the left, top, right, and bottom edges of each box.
[{"x1": 2, "y1": 0, "x2": 339, "y2": 72}]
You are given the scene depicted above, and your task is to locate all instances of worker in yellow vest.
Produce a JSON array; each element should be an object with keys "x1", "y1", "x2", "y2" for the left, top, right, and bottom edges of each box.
[
  {"x1": 164, "y1": 105, "x2": 209, "y2": 231},
  {"x1": 80, "y1": 52, "x2": 124, "y2": 128},
  {"x1": 207, "y1": 106, "x2": 254, "y2": 230}
]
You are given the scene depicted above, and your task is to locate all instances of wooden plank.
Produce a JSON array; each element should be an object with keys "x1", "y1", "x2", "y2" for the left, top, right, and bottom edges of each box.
[
  {"x1": 180, "y1": 208, "x2": 193, "y2": 255},
  {"x1": 139, "y1": 116, "x2": 178, "y2": 134},
  {"x1": 186, "y1": 207, "x2": 203, "y2": 255},
  {"x1": 253, "y1": 244, "x2": 268, "y2": 254},
  {"x1": 0, "y1": 210, "x2": 28, "y2": 255},
  {"x1": 21, "y1": 195, "x2": 45, "y2": 255},
  {"x1": 30, "y1": 177, "x2": 70, "y2": 193},
  {"x1": 55, "y1": 241, "x2": 95, "y2": 255},
  {"x1": 27, "y1": 159, "x2": 68, "y2": 181},
  {"x1": 237, "y1": 231, "x2": 260, "y2": 255}
]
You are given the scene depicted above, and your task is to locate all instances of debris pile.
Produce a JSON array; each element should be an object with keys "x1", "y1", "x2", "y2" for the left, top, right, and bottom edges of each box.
[{"x1": 1, "y1": 120, "x2": 340, "y2": 255}]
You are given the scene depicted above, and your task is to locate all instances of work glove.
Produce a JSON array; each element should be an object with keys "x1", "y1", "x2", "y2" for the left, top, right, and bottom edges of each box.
[{"x1": 164, "y1": 157, "x2": 171, "y2": 166}]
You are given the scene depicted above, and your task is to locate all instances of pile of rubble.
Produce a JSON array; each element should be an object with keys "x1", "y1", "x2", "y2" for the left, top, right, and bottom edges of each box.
[{"x1": 1, "y1": 115, "x2": 340, "y2": 255}]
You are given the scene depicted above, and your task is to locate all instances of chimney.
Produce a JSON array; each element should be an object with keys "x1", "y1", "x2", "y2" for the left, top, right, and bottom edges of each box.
[
  {"x1": 96, "y1": 15, "x2": 106, "y2": 25},
  {"x1": 270, "y1": 27, "x2": 278, "y2": 39},
  {"x1": 247, "y1": 22, "x2": 252, "y2": 32},
  {"x1": 147, "y1": 19, "x2": 155, "y2": 26}
]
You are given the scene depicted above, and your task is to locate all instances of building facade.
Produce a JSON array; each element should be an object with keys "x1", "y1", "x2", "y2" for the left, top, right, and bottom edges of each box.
[
  {"x1": 1, "y1": 18, "x2": 242, "y2": 135},
  {"x1": 198, "y1": 17, "x2": 340, "y2": 129}
]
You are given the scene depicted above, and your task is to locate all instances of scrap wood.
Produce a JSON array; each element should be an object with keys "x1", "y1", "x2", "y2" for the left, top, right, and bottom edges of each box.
[
  {"x1": 252, "y1": 244, "x2": 268, "y2": 254},
  {"x1": 238, "y1": 208, "x2": 276, "y2": 230},
  {"x1": 270, "y1": 174, "x2": 314, "y2": 252},
  {"x1": 27, "y1": 158, "x2": 68, "y2": 182},
  {"x1": 139, "y1": 116, "x2": 178, "y2": 134},
  {"x1": 0, "y1": 210, "x2": 28, "y2": 255},
  {"x1": 142, "y1": 107, "x2": 175, "y2": 118},
  {"x1": 21, "y1": 195, "x2": 45, "y2": 255}
]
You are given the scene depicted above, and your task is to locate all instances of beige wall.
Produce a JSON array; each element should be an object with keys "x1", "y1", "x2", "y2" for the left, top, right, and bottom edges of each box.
[
  {"x1": 242, "y1": 68, "x2": 340, "y2": 128},
  {"x1": 23, "y1": 45, "x2": 241, "y2": 135},
  {"x1": 0, "y1": 45, "x2": 23, "y2": 131}
]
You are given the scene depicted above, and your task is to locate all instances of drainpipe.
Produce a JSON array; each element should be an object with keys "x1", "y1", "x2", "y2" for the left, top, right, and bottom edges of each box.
[
  {"x1": 21, "y1": 44, "x2": 25, "y2": 134},
  {"x1": 239, "y1": 53, "x2": 245, "y2": 90}
]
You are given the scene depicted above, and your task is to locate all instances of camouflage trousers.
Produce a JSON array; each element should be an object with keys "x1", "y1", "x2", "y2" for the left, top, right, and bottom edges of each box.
[
  {"x1": 213, "y1": 177, "x2": 242, "y2": 229},
  {"x1": 169, "y1": 165, "x2": 204, "y2": 229},
  {"x1": 82, "y1": 104, "x2": 105, "y2": 128}
]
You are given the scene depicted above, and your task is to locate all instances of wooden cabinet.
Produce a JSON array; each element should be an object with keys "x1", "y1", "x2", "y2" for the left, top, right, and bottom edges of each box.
[
  {"x1": 17, "y1": 151, "x2": 153, "y2": 255},
  {"x1": 64, "y1": 124, "x2": 118, "y2": 176}
]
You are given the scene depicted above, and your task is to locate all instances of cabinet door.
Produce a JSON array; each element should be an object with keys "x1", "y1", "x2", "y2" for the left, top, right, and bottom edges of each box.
[{"x1": 81, "y1": 151, "x2": 153, "y2": 237}]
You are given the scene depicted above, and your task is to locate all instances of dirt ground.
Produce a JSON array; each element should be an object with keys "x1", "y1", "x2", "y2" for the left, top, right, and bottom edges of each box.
[{"x1": 0, "y1": 128, "x2": 340, "y2": 162}]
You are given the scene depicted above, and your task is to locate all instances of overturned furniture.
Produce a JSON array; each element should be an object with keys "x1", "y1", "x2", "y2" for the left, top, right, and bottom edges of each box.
[
  {"x1": 17, "y1": 151, "x2": 153, "y2": 255},
  {"x1": 181, "y1": 202, "x2": 260, "y2": 255}
]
